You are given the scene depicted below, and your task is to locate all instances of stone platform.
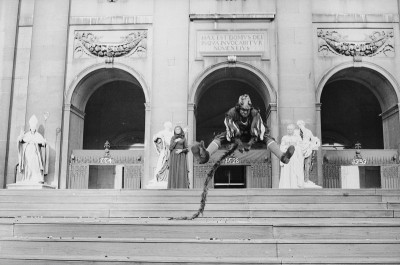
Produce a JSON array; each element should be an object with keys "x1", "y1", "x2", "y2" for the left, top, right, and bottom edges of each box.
[{"x1": 0, "y1": 189, "x2": 399, "y2": 264}]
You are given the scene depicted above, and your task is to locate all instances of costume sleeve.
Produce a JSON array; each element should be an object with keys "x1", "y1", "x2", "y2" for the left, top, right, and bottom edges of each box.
[
  {"x1": 169, "y1": 137, "x2": 178, "y2": 150},
  {"x1": 250, "y1": 109, "x2": 266, "y2": 140},
  {"x1": 224, "y1": 108, "x2": 240, "y2": 141}
]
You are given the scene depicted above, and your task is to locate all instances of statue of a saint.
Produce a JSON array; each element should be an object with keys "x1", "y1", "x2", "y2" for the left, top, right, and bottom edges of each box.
[
  {"x1": 296, "y1": 120, "x2": 321, "y2": 188},
  {"x1": 146, "y1": 121, "x2": 174, "y2": 189},
  {"x1": 279, "y1": 124, "x2": 304, "y2": 188},
  {"x1": 17, "y1": 115, "x2": 49, "y2": 184}
]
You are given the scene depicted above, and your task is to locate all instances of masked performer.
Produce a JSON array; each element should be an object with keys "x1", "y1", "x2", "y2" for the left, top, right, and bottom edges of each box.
[{"x1": 191, "y1": 94, "x2": 294, "y2": 165}]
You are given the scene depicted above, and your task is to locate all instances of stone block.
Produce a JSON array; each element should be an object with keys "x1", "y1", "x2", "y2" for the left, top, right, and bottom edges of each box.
[{"x1": 7, "y1": 183, "x2": 56, "y2": 189}]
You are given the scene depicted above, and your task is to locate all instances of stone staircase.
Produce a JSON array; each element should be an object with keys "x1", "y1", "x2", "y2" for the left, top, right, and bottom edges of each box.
[{"x1": 0, "y1": 189, "x2": 399, "y2": 264}]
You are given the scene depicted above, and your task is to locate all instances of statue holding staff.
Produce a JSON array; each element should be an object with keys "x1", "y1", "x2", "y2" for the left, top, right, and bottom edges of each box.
[{"x1": 17, "y1": 115, "x2": 49, "y2": 184}]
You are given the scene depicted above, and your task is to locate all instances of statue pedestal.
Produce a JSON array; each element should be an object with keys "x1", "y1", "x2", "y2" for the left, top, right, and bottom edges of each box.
[
  {"x1": 145, "y1": 179, "x2": 168, "y2": 189},
  {"x1": 7, "y1": 183, "x2": 56, "y2": 189}
]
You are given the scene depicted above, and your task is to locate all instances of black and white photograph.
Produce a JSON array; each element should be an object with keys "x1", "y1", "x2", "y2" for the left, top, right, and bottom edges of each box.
[{"x1": 0, "y1": 0, "x2": 399, "y2": 264}]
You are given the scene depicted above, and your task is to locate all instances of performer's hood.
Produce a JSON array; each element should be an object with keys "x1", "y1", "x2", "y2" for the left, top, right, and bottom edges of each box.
[
  {"x1": 238, "y1": 94, "x2": 252, "y2": 110},
  {"x1": 28, "y1": 115, "x2": 39, "y2": 131}
]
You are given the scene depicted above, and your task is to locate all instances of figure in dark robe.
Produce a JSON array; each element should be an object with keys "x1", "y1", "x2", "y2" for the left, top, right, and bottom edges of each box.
[{"x1": 167, "y1": 126, "x2": 189, "y2": 189}]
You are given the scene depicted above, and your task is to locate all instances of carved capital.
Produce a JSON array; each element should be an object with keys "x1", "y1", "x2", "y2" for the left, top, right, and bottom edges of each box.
[
  {"x1": 188, "y1": 103, "x2": 196, "y2": 112},
  {"x1": 65, "y1": 104, "x2": 85, "y2": 119}
]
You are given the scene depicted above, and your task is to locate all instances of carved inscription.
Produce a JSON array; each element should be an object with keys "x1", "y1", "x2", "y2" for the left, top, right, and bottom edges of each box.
[{"x1": 197, "y1": 31, "x2": 268, "y2": 58}]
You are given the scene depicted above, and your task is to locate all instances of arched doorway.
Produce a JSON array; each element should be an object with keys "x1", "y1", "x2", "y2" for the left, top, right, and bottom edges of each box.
[
  {"x1": 60, "y1": 65, "x2": 150, "y2": 189},
  {"x1": 189, "y1": 63, "x2": 278, "y2": 188},
  {"x1": 318, "y1": 66, "x2": 400, "y2": 189},
  {"x1": 196, "y1": 80, "x2": 267, "y2": 145},
  {"x1": 83, "y1": 80, "x2": 145, "y2": 150}
]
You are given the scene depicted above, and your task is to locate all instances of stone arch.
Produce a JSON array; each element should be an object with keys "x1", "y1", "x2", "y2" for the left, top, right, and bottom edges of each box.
[
  {"x1": 316, "y1": 61, "x2": 400, "y2": 110},
  {"x1": 187, "y1": 61, "x2": 280, "y2": 189},
  {"x1": 60, "y1": 63, "x2": 151, "y2": 188},
  {"x1": 65, "y1": 62, "x2": 150, "y2": 109},
  {"x1": 316, "y1": 62, "x2": 400, "y2": 149},
  {"x1": 189, "y1": 61, "x2": 277, "y2": 106}
]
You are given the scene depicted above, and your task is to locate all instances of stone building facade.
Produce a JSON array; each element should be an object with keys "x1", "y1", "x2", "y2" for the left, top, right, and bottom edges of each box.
[{"x1": 1, "y1": 0, "x2": 400, "y2": 189}]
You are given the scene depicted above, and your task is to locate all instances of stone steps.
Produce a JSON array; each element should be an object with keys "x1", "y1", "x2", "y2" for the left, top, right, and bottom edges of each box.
[
  {"x1": 2, "y1": 255, "x2": 400, "y2": 264},
  {"x1": 1, "y1": 218, "x2": 398, "y2": 240},
  {"x1": 1, "y1": 237, "x2": 399, "y2": 259},
  {"x1": 0, "y1": 189, "x2": 399, "y2": 264}
]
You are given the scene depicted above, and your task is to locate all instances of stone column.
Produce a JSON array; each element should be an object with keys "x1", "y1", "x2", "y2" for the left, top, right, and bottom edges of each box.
[
  {"x1": 0, "y1": 0, "x2": 19, "y2": 188},
  {"x1": 144, "y1": 102, "x2": 152, "y2": 187},
  {"x1": 315, "y1": 103, "x2": 323, "y2": 186},
  {"x1": 268, "y1": 103, "x2": 280, "y2": 188},
  {"x1": 187, "y1": 103, "x2": 196, "y2": 188},
  {"x1": 276, "y1": 0, "x2": 316, "y2": 183},
  {"x1": 24, "y1": 0, "x2": 70, "y2": 187},
  {"x1": 59, "y1": 104, "x2": 71, "y2": 189}
]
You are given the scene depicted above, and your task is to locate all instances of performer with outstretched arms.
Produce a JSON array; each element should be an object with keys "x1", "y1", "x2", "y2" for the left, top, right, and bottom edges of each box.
[{"x1": 191, "y1": 94, "x2": 294, "y2": 165}]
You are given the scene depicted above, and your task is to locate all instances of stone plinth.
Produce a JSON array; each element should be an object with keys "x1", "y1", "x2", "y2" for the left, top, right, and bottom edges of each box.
[{"x1": 7, "y1": 183, "x2": 56, "y2": 190}]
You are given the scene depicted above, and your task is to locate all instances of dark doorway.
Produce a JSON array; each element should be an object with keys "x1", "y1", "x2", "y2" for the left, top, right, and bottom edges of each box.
[
  {"x1": 83, "y1": 81, "x2": 145, "y2": 149},
  {"x1": 196, "y1": 80, "x2": 267, "y2": 146},
  {"x1": 321, "y1": 80, "x2": 383, "y2": 149},
  {"x1": 214, "y1": 165, "x2": 246, "y2": 188},
  {"x1": 359, "y1": 166, "x2": 381, "y2": 188}
]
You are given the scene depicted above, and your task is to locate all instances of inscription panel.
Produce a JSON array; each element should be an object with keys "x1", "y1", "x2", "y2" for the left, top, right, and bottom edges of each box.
[{"x1": 196, "y1": 31, "x2": 269, "y2": 59}]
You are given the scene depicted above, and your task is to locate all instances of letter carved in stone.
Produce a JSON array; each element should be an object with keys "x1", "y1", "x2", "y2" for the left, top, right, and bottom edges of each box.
[
  {"x1": 317, "y1": 29, "x2": 394, "y2": 57},
  {"x1": 74, "y1": 30, "x2": 147, "y2": 58}
]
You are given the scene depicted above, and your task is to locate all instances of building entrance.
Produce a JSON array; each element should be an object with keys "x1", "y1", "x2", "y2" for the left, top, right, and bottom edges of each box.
[
  {"x1": 63, "y1": 68, "x2": 147, "y2": 189},
  {"x1": 214, "y1": 166, "x2": 246, "y2": 189},
  {"x1": 191, "y1": 65, "x2": 276, "y2": 188},
  {"x1": 319, "y1": 66, "x2": 400, "y2": 189}
]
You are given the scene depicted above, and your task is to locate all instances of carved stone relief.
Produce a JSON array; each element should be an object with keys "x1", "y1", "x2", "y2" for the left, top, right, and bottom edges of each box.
[
  {"x1": 74, "y1": 30, "x2": 147, "y2": 59},
  {"x1": 317, "y1": 29, "x2": 394, "y2": 57}
]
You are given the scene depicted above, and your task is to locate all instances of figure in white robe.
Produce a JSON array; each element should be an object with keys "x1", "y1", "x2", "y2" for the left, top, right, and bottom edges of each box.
[
  {"x1": 17, "y1": 115, "x2": 49, "y2": 184},
  {"x1": 279, "y1": 124, "x2": 304, "y2": 188},
  {"x1": 146, "y1": 121, "x2": 174, "y2": 189},
  {"x1": 297, "y1": 120, "x2": 322, "y2": 188}
]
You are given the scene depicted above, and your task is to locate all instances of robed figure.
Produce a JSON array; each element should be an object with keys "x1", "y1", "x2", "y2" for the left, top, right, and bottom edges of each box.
[
  {"x1": 153, "y1": 122, "x2": 174, "y2": 182},
  {"x1": 17, "y1": 115, "x2": 49, "y2": 184},
  {"x1": 279, "y1": 124, "x2": 304, "y2": 188},
  {"x1": 146, "y1": 121, "x2": 174, "y2": 189}
]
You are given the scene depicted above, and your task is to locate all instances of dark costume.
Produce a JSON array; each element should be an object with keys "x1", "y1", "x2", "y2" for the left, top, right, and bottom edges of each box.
[
  {"x1": 167, "y1": 127, "x2": 189, "y2": 189},
  {"x1": 192, "y1": 94, "x2": 294, "y2": 164}
]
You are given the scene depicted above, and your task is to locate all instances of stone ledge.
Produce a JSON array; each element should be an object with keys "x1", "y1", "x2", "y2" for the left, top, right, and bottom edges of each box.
[
  {"x1": 70, "y1": 16, "x2": 153, "y2": 25},
  {"x1": 190, "y1": 13, "x2": 275, "y2": 21},
  {"x1": 313, "y1": 13, "x2": 399, "y2": 23},
  {"x1": 7, "y1": 183, "x2": 56, "y2": 190}
]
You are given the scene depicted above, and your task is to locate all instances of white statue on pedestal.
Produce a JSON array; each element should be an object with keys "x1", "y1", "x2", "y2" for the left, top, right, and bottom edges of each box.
[
  {"x1": 17, "y1": 115, "x2": 49, "y2": 184},
  {"x1": 146, "y1": 121, "x2": 174, "y2": 189},
  {"x1": 296, "y1": 120, "x2": 321, "y2": 188},
  {"x1": 279, "y1": 124, "x2": 304, "y2": 189}
]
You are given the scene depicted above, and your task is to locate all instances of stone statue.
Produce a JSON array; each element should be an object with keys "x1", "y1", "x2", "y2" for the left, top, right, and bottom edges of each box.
[
  {"x1": 279, "y1": 124, "x2": 304, "y2": 189},
  {"x1": 146, "y1": 121, "x2": 174, "y2": 189},
  {"x1": 17, "y1": 115, "x2": 49, "y2": 184},
  {"x1": 296, "y1": 120, "x2": 321, "y2": 188}
]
